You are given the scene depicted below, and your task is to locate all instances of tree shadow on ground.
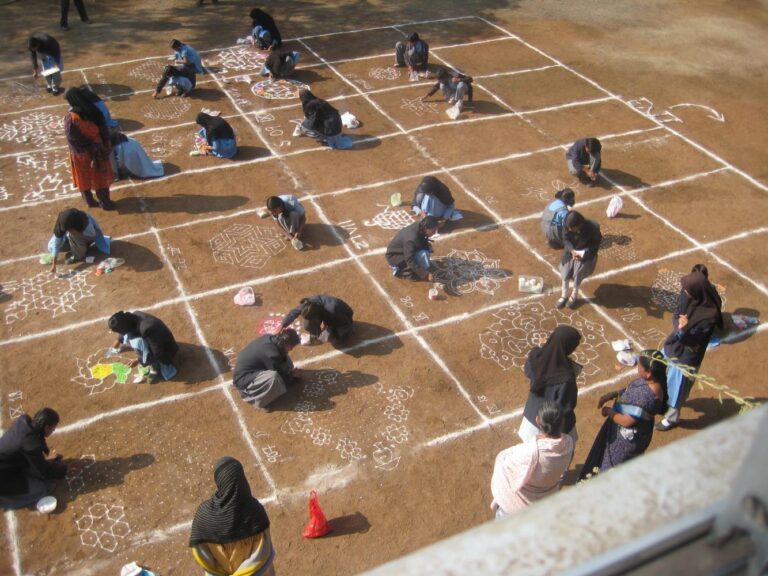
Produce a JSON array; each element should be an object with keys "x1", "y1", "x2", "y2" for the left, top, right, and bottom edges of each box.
[
  {"x1": 54, "y1": 453, "x2": 155, "y2": 511},
  {"x1": 601, "y1": 168, "x2": 650, "y2": 190},
  {"x1": 593, "y1": 283, "x2": 672, "y2": 320},
  {"x1": 108, "y1": 240, "x2": 163, "y2": 272},
  {"x1": 431, "y1": 256, "x2": 512, "y2": 297},
  {"x1": 325, "y1": 512, "x2": 371, "y2": 537},
  {"x1": 679, "y1": 397, "x2": 768, "y2": 431},
  {"x1": 116, "y1": 193, "x2": 249, "y2": 215},
  {"x1": 269, "y1": 368, "x2": 379, "y2": 413},
  {"x1": 175, "y1": 342, "x2": 231, "y2": 384}
]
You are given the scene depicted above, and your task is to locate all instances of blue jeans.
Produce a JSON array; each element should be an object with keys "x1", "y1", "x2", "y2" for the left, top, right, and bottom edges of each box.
[
  {"x1": 413, "y1": 195, "x2": 462, "y2": 221},
  {"x1": 42, "y1": 55, "x2": 62, "y2": 91}
]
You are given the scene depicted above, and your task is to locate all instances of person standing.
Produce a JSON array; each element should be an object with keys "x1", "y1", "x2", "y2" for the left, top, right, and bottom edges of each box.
[
  {"x1": 108, "y1": 311, "x2": 180, "y2": 384},
  {"x1": 233, "y1": 330, "x2": 301, "y2": 410},
  {"x1": 0, "y1": 408, "x2": 67, "y2": 510},
  {"x1": 28, "y1": 33, "x2": 63, "y2": 95},
  {"x1": 656, "y1": 271, "x2": 723, "y2": 430},
  {"x1": 64, "y1": 87, "x2": 116, "y2": 209},
  {"x1": 385, "y1": 216, "x2": 439, "y2": 282},
  {"x1": 580, "y1": 350, "x2": 667, "y2": 478},
  {"x1": 557, "y1": 211, "x2": 601, "y2": 309},
  {"x1": 60, "y1": 0, "x2": 90, "y2": 30},
  {"x1": 48, "y1": 208, "x2": 110, "y2": 274},
  {"x1": 190, "y1": 457, "x2": 276, "y2": 576},
  {"x1": 280, "y1": 295, "x2": 354, "y2": 344},
  {"x1": 490, "y1": 402, "x2": 573, "y2": 518},
  {"x1": 566, "y1": 137, "x2": 602, "y2": 186},
  {"x1": 518, "y1": 325, "x2": 582, "y2": 444},
  {"x1": 540, "y1": 188, "x2": 576, "y2": 249}
]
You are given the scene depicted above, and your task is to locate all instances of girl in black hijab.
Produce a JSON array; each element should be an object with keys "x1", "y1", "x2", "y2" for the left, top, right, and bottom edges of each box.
[
  {"x1": 295, "y1": 89, "x2": 345, "y2": 148},
  {"x1": 249, "y1": 9, "x2": 282, "y2": 50},
  {"x1": 262, "y1": 47, "x2": 299, "y2": 79},
  {"x1": 190, "y1": 457, "x2": 275, "y2": 575},
  {"x1": 657, "y1": 271, "x2": 724, "y2": 430},
  {"x1": 195, "y1": 113, "x2": 238, "y2": 159},
  {"x1": 47, "y1": 208, "x2": 109, "y2": 274},
  {"x1": 519, "y1": 325, "x2": 582, "y2": 443}
]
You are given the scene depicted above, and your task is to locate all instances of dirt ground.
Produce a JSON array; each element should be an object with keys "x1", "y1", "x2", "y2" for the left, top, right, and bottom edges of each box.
[{"x1": 0, "y1": 1, "x2": 766, "y2": 574}]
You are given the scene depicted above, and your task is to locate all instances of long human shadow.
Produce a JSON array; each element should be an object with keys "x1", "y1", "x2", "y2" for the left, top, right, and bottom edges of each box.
[
  {"x1": 115, "y1": 193, "x2": 249, "y2": 215},
  {"x1": 300, "y1": 223, "x2": 347, "y2": 250},
  {"x1": 431, "y1": 256, "x2": 512, "y2": 297},
  {"x1": 54, "y1": 452, "x2": 155, "y2": 511},
  {"x1": 107, "y1": 240, "x2": 163, "y2": 273},
  {"x1": 175, "y1": 342, "x2": 231, "y2": 384},
  {"x1": 326, "y1": 512, "x2": 371, "y2": 537},
  {"x1": 268, "y1": 368, "x2": 379, "y2": 413},
  {"x1": 593, "y1": 283, "x2": 674, "y2": 320},
  {"x1": 440, "y1": 208, "x2": 496, "y2": 233},
  {"x1": 600, "y1": 168, "x2": 650, "y2": 190}
]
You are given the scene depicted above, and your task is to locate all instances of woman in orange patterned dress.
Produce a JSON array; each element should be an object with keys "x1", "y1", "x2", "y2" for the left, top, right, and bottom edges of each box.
[{"x1": 63, "y1": 87, "x2": 115, "y2": 210}]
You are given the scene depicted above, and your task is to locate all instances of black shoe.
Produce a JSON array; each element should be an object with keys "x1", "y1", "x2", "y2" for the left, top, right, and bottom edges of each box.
[
  {"x1": 567, "y1": 297, "x2": 578, "y2": 309},
  {"x1": 52, "y1": 88, "x2": 61, "y2": 96},
  {"x1": 60, "y1": 23, "x2": 69, "y2": 30},
  {"x1": 45, "y1": 86, "x2": 52, "y2": 93},
  {"x1": 555, "y1": 297, "x2": 567, "y2": 309}
]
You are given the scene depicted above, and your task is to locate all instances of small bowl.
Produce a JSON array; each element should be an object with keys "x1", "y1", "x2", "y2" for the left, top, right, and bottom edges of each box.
[{"x1": 36, "y1": 496, "x2": 57, "y2": 514}]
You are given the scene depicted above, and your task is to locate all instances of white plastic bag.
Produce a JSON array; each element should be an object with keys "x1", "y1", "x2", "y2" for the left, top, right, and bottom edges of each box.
[
  {"x1": 234, "y1": 287, "x2": 256, "y2": 306},
  {"x1": 341, "y1": 112, "x2": 360, "y2": 129},
  {"x1": 606, "y1": 195, "x2": 623, "y2": 218}
]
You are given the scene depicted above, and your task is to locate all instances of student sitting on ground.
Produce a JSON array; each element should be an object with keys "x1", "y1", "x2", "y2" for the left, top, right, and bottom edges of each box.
[
  {"x1": 411, "y1": 175, "x2": 463, "y2": 225},
  {"x1": 294, "y1": 89, "x2": 349, "y2": 149},
  {"x1": 540, "y1": 188, "x2": 576, "y2": 249},
  {"x1": 386, "y1": 216, "x2": 440, "y2": 282},
  {"x1": 266, "y1": 194, "x2": 306, "y2": 250},
  {"x1": 557, "y1": 211, "x2": 602, "y2": 309},
  {"x1": 109, "y1": 131, "x2": 164, "y2": 179},
  {"x1": 48, "y1": 208, "x2": 110, "y2": 274},
  {"x1": 566, "y1": 137, "x2": 602, "y2": 186},
  {"x1": 0, "y1": 408, "x2": 67, "y2": 510},
  {"x1": 171, "y1": 39, "x2": 204, "y2": 74},
  {"x1": 280, "y1": 295, "x2": 354, "y2": 344},
  {"x1": 233, "y1": 330, "x2": 300, "y2": 410},
  {"x1": 195, "y1": 113, "x2": 238, "y2": 159},
  {"x1": 422, "y1": 67, "x2": 473, "y2": 119},
  {"x1": 249, "y1": 8, "x2": 282, "y2": 50},
  {"x1": 189, "y1": 457, "x2": 276, "y2": 576},
  {"x1": 395, "y1": 32, "x2": 429, "y2": 79},
  {"x1": 153, "y1": 64, "x2": 196, "y2": 99},
  {"x1": 108, "y1": 310, "x2": 179, "y2": 384},
  {"x1": 28, "y1": 33, "x2": 63, "y2": 95},
  {"x1": 261, "y1": 47, "x2": 300, "y2": 79}
]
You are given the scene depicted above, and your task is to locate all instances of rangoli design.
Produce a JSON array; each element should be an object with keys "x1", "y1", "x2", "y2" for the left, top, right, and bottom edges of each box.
[
  {"x1": 209, "y1": 223, "x2": 287, "y2": 269},
  {"x1": 72, "y1": 348, "x2": 136, "y2": 395},
  {"x1": 0, "y1": 81, "x2": 45, "y2": 108},
  {"x1": 146, "y1": 132, "x2": 183, "y2": 159},
  {"x1": 211, "y1": 46, "x2": 267, "y2": 73},
  {"x1": 479, "y1": 301, "x2": 611, "y2": 385},
  {"x1": 128, "y1": 60, "x2": 168, "y2": 84},
  {"x1": 369, "y1": 67, "x2": 401, "y2": 80},
  {"x1": 256, "y1": 312, "x2": 302, "y2": 336},
  {"x1": 363, "y1": 205, "x2": 414, "y2": 230},
  {"x1": 141, "y1": 97, "x2": 191, "y2": 120},
  {"x1": 74, "y1": 503, "x2": 131, "y2": 553},
  {"x1": 599, "y1": 223, "x2": 636, "y2": 262},
  {"x1": 279, "y1": 371, "x2": 415, "y2": 471},
  {"x1": 15, "y1": 148, "x2": 77, "y2": 203},
  {"x1": 400, "y1": 97, "x2": 438, "y2": 117},
  {"x1": 431, "y1": 249, "x2": 512, "y2": 296},
  {"x1": 3, "y1": 270, "x2": 95, "y2": 325},
  {"x1": 251, "y1": 78, "x2": 309, "y2": 100},
  {"x1": 650, "y1": 268, "x2": 727, "y2": 313},
  {"x1": 0, "y1": 111, "x2": 64, "y2": 149}
]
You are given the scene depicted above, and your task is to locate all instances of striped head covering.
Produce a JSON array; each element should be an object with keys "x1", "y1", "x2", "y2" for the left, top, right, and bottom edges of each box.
[{"x1": 189, "y1": 457, "x2": 270, "y2": 546}]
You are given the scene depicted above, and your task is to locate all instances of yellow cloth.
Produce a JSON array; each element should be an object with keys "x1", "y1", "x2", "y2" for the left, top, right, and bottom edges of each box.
[{"x1": 192, "y1": 529, "x2": 274, "y2": 576}]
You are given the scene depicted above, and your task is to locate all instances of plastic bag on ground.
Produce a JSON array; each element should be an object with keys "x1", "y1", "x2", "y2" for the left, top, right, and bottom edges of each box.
[{"x1": 303, "y1": 490, "x2": 331, "y2": 538}]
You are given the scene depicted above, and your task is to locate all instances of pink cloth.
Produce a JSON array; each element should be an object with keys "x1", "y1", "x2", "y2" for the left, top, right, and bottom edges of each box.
[{"x1": 490, "y1": 434, "x2": 574, "y2": 514}]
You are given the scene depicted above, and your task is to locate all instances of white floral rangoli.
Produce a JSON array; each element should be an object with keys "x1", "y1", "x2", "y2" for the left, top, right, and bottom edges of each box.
[
  {"x1": 0, "y1": 111, "x2": 64, "y2": 149},
  {"x1": 650, "y1": 268, "x2": 727, "y2": 313},
  {"x1": 479, "y1": 301, "x2": 611, "y2": 385},
  {"x1": 141, "y1": 97, "x2": 191, "y2": 120},
  {"x1": 74, "y1": 503, "x2": 131, "y2": 552},
  {"x1": 211, "y1": 46, "x2": 267, "y2": 73},
  {"x1": 431, "y1": 249, "x2": 512, "y2": 296},
  {"x1": 3, "y1": 270, "x2": 95, "y2": 325},
  {"x1": 209, "y1": 223, "x2": 287, "y2": 269},
  {"x1": 369, "y1": 67, "x2": 401, "y2": 80},
  {"x1": 400, "y1": 97, "x2": 438, "y2": 117},
  {"x1": 363, "y1": 205, "x2": 414, "y2": 230},
  {"x1": 251, "y1": 79, "x2": 309, "y2": 100}
]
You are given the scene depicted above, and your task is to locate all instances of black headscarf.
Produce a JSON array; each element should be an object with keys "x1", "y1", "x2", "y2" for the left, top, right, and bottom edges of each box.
[
  {"x1": 196, "y1": 113, "x2": 235, "y2": 144},
  {"x1": 299, "y1": 89, "x2": 317, "y2": 115},
  {"x1": 528, "y1": 325, "x2": 581, "y2": 392},
  {"x1": 418, "y1": 176, "x2": 454, "y2": 207},
  {"x1": 108, "y1": 311, "x2": 141, "y2": 335},
  {"x1": 264, "y1": 47, "x2": 292, "y2": 77},
  {"x1": 65, "y1": 87, "x2": 104, "y2": 126},
  {"x1": 78, "y1": 86, "x2": 104, "y2": 105},
  {"x1": 249, "y1": 9, "x2": 282, "y2": 46},
  {"x1": 681, "y1": 272, "x2": 724, "y2": 330},
  {"x1": 189, "y1": 457, "x2": 270, "y2": 546},
  {"x1": 53, "y1": 208, "x2": 89, "y2": 237}
]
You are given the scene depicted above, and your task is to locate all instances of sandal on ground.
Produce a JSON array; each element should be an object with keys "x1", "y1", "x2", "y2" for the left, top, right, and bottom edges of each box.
[
  {"x1": 555, "y1": 297, "x2": 568, "y2": 309},
  {"x1": 655, "y1": 418, "x2": 678, "y2": 432}
]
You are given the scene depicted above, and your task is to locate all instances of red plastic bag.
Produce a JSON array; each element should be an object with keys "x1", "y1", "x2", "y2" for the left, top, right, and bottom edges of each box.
[{"x1": 303, "y1": 490, "x2": 331, "y2": 538}]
